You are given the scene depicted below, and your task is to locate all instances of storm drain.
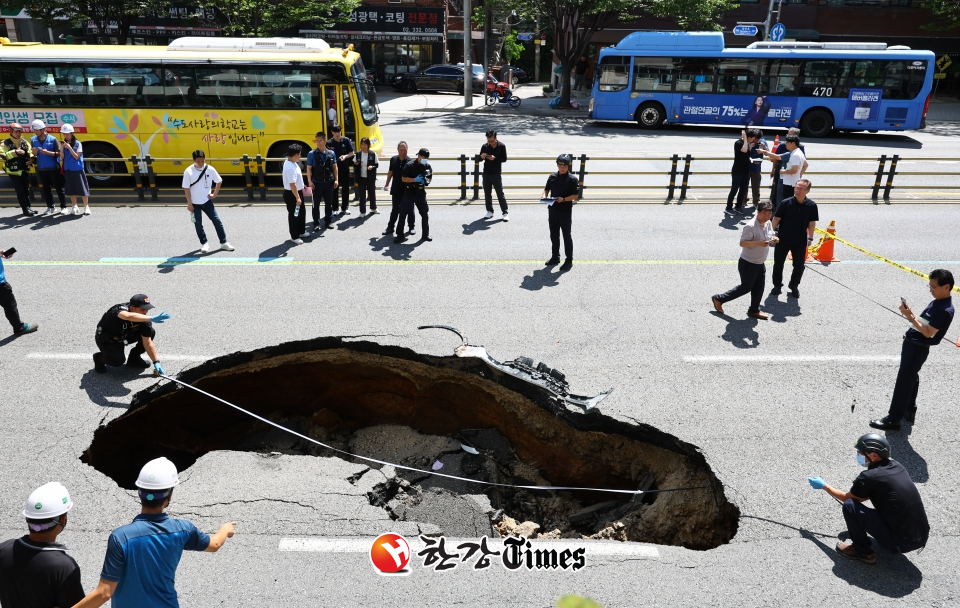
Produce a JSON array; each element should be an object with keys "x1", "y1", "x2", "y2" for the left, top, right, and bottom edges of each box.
[{"x1": 81, "y1": 336, "x2": 740, "y2": 549}]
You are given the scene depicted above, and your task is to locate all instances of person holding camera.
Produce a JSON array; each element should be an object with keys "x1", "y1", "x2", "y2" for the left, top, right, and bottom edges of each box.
[{"x1": 712, "y1": 201, "x2": 777, "y2": 319}]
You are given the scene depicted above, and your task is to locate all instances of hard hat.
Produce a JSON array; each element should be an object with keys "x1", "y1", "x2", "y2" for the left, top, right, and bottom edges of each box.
[
  {"x1": 9, "y1": 122, "x2": 23, "y2": 131},
  {"x1": 855, "y1": 433, "x2": 891, "y2": 460},
  {"x1": 23, "y1": 482, "x2": 73, "y2": 519},
  {"x1": 31, "y1": 119, "x2": 46, "y2": 130},
  {"x1": 556, "y1": 154, "x2": 573, "y2": 166},
  {"x1": 60, "y1": 123, "x2": 74, "y2": 134},
  {"x1": 135, "y1": 457, "x2": 180, "y2": 490}
]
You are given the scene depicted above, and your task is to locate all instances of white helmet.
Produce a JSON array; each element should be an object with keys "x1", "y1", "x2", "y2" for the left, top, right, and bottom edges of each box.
[
  {"x1": 30, "y1": 119, "x2": 45, "y2": 131},
  {"x1": 136, "y1": 457, "x2": 180, "y2": 490},
  {"x1": 23, "y1": 482, "x2": 73, "y2": 519},
  {"x1": 60, "y1": 123, "x2": 74, "y2": 134}
]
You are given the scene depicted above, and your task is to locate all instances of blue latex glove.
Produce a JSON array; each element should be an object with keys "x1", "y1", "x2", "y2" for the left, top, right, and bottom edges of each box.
[
  {"x1": 808, "y1": 476, "x2": 825, "y2": 490},
  {"x1": 153, "y1": 361, "x2": 165, "y2": 377},
  {"x1": 414, "y1": 174, "x2": 425, "y2": 184},
  {"x1": 150, "y1": 311, "x2": 171, "y2": 323}
]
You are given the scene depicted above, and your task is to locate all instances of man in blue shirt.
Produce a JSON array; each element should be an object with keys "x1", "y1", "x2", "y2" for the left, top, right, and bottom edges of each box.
[
  {"x1": 72, "y1": 458, "x2": 236, "y2": 608},
  {"x1": 306, "y1": 131, "x2": 338, "y2": 233},
  {"x1": 0, "y1": 248, "x2": 38, "y2": 336},
  {"x1": 871, "y1": 269, "x2": 955, "y2": 430},
  {"x1": 29, "y1": 120, "x2": 66, "y2": 216}
]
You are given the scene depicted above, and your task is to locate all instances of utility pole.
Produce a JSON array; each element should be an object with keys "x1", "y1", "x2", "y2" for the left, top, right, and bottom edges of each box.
[
  {"x1": 463, "y1": 0, "x2": 472, "y2": 107},
  {"x1": 534, "y1": 18, "x2": 540, "y2": 82},
  {"x1": 483, "y1": 6, "x2": 492, "y2": 99}
]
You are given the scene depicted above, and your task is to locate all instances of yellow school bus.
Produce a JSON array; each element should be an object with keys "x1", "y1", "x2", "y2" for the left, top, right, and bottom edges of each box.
[{"x1": 0, "y1": 37, "x2": 383, "y2": 185}]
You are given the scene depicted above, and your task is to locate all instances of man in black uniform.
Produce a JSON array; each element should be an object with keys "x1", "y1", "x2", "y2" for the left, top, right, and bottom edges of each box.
[
  {"x1": 0, "y1": 482, "x2": 85, "y2": 608},
  {"x1": 306, "y1": 131, "x2": 338, "y2": 233},
  {"x1": 382, "y1": 141, "x2": 415, "y2": 236},
  {"x1": 542, "y1": 154, "x2": 580, "y2": 271},
  {"x1": 328, "y1": 125, "x2": 354, "y2": 215},
  {"x1": 808, "y1": 434, "x2": 928, "y2": 564},
  {"x1": 394, "y1": 148, "x2": 432, "y2": 243},
  {"x1": 770, "y1": 178, "x2": 817, "y2": 299},
  {"x1": 480, "y1": 129, "x2": 508, "y2": 221},
  {"x1": 93, "y1": 294, "x2": 170, "y2": 376}
]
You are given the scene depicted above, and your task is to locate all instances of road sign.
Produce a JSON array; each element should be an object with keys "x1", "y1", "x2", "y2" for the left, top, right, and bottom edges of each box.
[
  {"x1": 936, "y1": 54, "x2": 952, "y2": 72},
  {"x1": 770, "y1": 23, "x2": 786, "y2": 42},
  {"x1": 733, "y1": 25, "x2": 758, "y2": 37},
  {"x1": 516, "y1": 33, "x2": 533, "y2": 41}
]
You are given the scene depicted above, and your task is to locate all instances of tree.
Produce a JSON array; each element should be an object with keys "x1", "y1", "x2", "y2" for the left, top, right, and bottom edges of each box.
[
  {"x1": 919, "y1": 0, "x2": 960, "y2": 31},
  {"x1": 1, "y1": 0, "x2": 171, "y2": 45},
  {"x1": 187, "y1": 0, "x2": 361, "y2": 38}
]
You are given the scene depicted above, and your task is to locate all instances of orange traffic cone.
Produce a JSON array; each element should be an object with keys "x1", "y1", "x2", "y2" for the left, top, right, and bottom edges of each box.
[{"x1": 816, "y1": 220, "x2": 840, "y2": 262}]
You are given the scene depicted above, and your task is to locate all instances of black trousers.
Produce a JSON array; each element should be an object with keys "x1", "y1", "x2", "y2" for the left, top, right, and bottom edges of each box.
[
  {"x1": 312, "y1": 182, "x2": 335, "y2": 225},
  {"x1": 96, "y1": 334, "x2": 148, "y2": 367},
  {"x1": 396, "y1": 190, "x2": 428, "y2": 238},
  {"x1": 750, "y1": 171, "x2": 762, "y2": 205},
  {"x1": 726, "y1": 172, "x2": 750, "y2": 209},
  {"x1": 9, "y1": 173, "x2": 32, "y2": 213},
  {"x1": 0, "y1": 281, "x2": 23, "y2": 332},
  {"x1": 770, "y1": 176, "x2": 781, "y2": 209},
  {"x1": 842, "y1": 499, "x2": 925, "y2": 556},
  {"x1": 37, "y1": 169, "x2": 66, "y2": 209},
  {"x1": 717, "y1": 258, "x2": 766, "y2": 314},
  {"x1": 781, "y1": 183, "x2": 795, "y2": 201},
  {"x1": 335, "y1": 163, "x2": 351, "y2": 211},
  {"x1": 284, "y1": 189, "x2": 306, "y2": 239},
  {"x1": 483, "y1": 173, "x2": 508, "y2": 213},
  {"x1": 386, "y1": 191, "x2": 414, "y2": 231},
  {"x1": 548, "y1": 202, "x2": 573, "y2": 260},
  {"x1": 357, "y1": 175, "x2": 377, "y2": 213},
  {"x1": 887, "y1": 339, "x2": 930, "y2": 421},
  {"x1": 772, "y1": 240, "x2": 807, "y2": 289}
]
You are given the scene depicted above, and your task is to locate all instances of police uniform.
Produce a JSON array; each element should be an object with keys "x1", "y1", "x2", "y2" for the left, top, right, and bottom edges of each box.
[
  {"x1": 543, "y1": 157, "x2": 580, "y2": 266},
  {"x1": 328, "y1": 134, "x2": 354, "y2": 213},
  {"x1": 384, "y1": 153, "x2": 414, "y2": 234},
  {"x1": 307, "y1": 145, "x2": 337, "y2": 229},
  {"x1": 2, "y1": 131, "x2": 34, "y2": 215},
  {"x1": 95, "y1": 298, "x2": 156, "y2": 368},
  {"x1": 395, "y1": 149, "x2": 432, "y2": 242}
]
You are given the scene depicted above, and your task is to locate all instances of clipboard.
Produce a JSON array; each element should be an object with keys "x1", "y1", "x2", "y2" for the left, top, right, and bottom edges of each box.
[{"x1": 539, "y1": 197, "x2": 556, "y2": 206}]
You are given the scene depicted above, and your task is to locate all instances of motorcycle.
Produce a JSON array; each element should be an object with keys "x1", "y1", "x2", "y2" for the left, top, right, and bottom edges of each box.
[{"x1": 485, "y1": 75, "x2": 521, "y2": 108}]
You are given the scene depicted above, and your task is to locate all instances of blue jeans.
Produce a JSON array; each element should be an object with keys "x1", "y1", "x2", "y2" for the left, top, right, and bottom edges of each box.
[
  {"x1": 192, "y1": 200, "x2": 227, "y2": 244},
  {"x1": 842, "y1": 499, "x2": 926, "y2": 555}
]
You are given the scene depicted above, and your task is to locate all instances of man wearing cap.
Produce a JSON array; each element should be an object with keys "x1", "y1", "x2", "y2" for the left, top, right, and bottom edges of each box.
[
  {"x1": 807, "y1": 434, "x2": 928, "y2": 564},
  {"x1": 93, "y1": 295, "x2": 171, "y2": 376},
  {"x1": 394, "y1": 148, "x2": 432, "y2": 243},
  {"x1": 0, "y1": 482, "x2": 85, "y2": 608},
  {"x1": 541, "y1": 154, "x2": 580, "y2": 271},
  {"x1": 30, "y1": 120, "x2": 67, "y2": 216},
  {"x1": 328, "y1": 125, "x2": 354, "y2": 215},
  {"x1": 72, "y1": 458, "x2": 237, "y2": 608},
  {"x1": 0, "y1": 248, "x2": 38, "y2": 337},
  {"x1": 3, "y1": 123, "x2": 36, "y2": 216},
  {"x1": 182, "y1": 150, "x2": 233, "y2": 253}
]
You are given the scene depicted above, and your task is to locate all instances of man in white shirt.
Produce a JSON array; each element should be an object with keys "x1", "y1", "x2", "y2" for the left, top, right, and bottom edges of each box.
[
  {"x1": 282, "y1": 144, "x2": 306, "y2": 245},
  {"x1": 762, "y1": 134, "x2": 807, "y2": 201},
  {"x1": 712, "y1": 202, "x2": 778, "y2": 319},
  {"x1": 182, "y1": 150, "x2": 233, "y2": 253}
]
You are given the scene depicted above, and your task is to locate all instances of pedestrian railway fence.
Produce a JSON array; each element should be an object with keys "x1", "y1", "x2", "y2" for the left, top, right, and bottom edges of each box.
[{"x1": 5, "y1": 153, "x2": 960, "y2": 204}]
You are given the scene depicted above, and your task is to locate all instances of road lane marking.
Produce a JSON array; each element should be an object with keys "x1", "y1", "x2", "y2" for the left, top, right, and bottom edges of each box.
[
  {"x1": 4, "y1": 259, "x2": 959, "y2": 267},
  {"x1": 277, "y1": 537, "x2": 660, "y2": 558},
  {"x1": 27, "y1": 353, "x2": 210, "y2": 362},
  {"x1": 684, "y1": 355, "x2": 900, "y2": 363}
]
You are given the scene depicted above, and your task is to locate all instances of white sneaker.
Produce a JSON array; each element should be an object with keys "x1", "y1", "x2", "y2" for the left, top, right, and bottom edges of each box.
[
  {"x1": 72, "y1": 205, "x2": 80, "y2": 216},
  {"x1": 83, "y1": 206, "x2": 90, "y2": 216},
  {"x1": 502, "y1": 213, "x2": 509, "y2": 222},
  {"x1": 290, "y1": 238, "x2": 303, "y2": 245},
  {"x1": 484, "y1": 211, "x2": 494, "y2": 219},
  {"x1": 220, "y1": 242, "x2": 235, "y2": 251},
  {"x1": 53, "y1": 207, "x2": 63, "y2": 216},
  {"x1": 200, "y1": 242, "x2": 212, "y2": 253}
]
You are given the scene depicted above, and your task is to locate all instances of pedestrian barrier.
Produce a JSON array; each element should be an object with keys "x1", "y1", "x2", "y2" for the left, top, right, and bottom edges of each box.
[{"x1": 3, "y1": 153, "x2": 960, "y2": 204}]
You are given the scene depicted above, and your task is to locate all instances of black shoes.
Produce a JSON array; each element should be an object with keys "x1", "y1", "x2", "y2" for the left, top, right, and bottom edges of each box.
[
  {"x1": 382, "y1": 228, "x2": 393, "y2": 235},
  {"x1": 13, "y1": 322, "x2": 38, "y2": 335},
  {"x1": 422, "y1": 235, "x2": 433, "y2": 242},
  {"x1": 905, "y1": 408, "x2": 917, "y2": 424},
  {"x1": 869, "y1": 417, "x2": 901, "y2": 431},
  {"x1": 126, "y1": 354, "x2": 150, "y2": 369},
  {"x1": 770, "y1": 286, "x2": 782, "y2": 295},
  {"x1": 93, "y1": 352, "x2": 107, "y2": 374},
  {"x1": 545, "y1": 257, "x2": 560, "y2": 266},
  {"x1": 559, "y1": 259, "x2": 573, "y2": 271},
  {"x1": 394, "y1": 236, "x2": 407, "y2": 244},
  {"x1": 788, "y1": 287, "x2": 800, "y2": 299}
]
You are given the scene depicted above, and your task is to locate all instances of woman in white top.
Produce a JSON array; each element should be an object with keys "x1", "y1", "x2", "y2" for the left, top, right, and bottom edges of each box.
[
  {"x1": 282, "y1": 144, "x2": 306, "y2": 244},
  {"x1": 353, "y1": 137, "x2": 379, "y2": 215}
]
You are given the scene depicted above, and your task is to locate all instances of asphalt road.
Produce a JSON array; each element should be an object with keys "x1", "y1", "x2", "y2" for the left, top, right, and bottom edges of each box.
[{"x1": 0, "y1": 198, "x2": 958, "y2": 606}]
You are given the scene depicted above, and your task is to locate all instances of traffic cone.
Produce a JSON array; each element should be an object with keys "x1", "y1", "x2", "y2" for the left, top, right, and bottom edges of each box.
[{"x1": 815, "y1": 220, "x2": 840, "y2": 263}]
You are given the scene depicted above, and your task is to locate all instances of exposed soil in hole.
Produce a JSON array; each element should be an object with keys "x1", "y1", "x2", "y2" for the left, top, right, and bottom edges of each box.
[{"x1": 81, "y1": 337, "x2": 739, "y2": 549}]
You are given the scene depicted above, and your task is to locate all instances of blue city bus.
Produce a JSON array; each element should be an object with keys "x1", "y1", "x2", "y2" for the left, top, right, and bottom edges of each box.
[{"x1": 587, "y1": 31, "x2": 934, "y2": 137}]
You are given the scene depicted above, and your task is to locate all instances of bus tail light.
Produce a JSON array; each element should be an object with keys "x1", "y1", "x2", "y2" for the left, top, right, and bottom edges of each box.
[{"x1": 922, "y1": 94, "x2": 931, "y2": 118}]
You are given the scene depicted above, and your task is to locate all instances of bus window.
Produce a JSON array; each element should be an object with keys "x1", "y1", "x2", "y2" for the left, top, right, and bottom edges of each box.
[
  {"x1": 799, "y1": 60, "x2": 849, "y2": 98},
  {"x1": 759, "y1": 60, "x2": 800, "y2": 96},
  {"x1": 597, "y1": 56, "x2": 630, "y2": 92},
  {"x1": 632, "y1": 58, "x2": 674, "y2": 92},
  {"x1": 351, "y1": 59, "x2": 378, "y2": 126},
  {"x1": 162, "y1": 66, "x2": 199, "y2": 107},
  {"x1": 676, "y1": 59, "x2": 716, "y2": 92},
  {"x1": 851, "y1": 60, "x2": 886, "y2": 88},
  {"x1": 196, "y1": 67, "x2": 243, "y2": 108},
  {"x1": 902, "y1": 61, "x2": 927, "y2": 99},
  {"x1": 880, "y1": 61, "x2": 906, "y2": 99},
  {"x1": 341, "y1": 85, "x2": 356, "y2": 143},
  {"x1": 716, "y1": 60, "x2": 759, "y2": 94},
  {"x1": 241, "y1": 68, "x2": 316, "y2": 109}
]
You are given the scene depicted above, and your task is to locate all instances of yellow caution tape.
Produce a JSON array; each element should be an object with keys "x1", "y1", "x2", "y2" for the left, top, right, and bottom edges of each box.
[{"x1": 816, "y1": 227, "x2": 960, "y2": 294}]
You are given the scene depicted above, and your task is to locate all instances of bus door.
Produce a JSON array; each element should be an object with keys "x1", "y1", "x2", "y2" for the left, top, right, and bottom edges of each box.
[
  {"x1": 594, "y1": 56, "x2": 632, "y2": 119},
  {"x1": 321, "y1": 84, "x2": 358, "y2": 145}
]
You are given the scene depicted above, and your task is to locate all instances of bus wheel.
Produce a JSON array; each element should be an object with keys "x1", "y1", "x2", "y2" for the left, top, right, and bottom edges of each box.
[
  {"x1": 83, "y1": 143, "x2": 126, "y2": 187},
  {"x1": 267, "y1": 141, "x2": 310, "y2": 178},
  {"x1": 635, "y1": 102, "x2": 665, "y2": 129},
  {"x1": 800, "y1": 110, "x2": 834, "y2": 138}
]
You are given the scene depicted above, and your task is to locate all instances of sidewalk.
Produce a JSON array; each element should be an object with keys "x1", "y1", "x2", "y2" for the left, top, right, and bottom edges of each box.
[
  {"x1": 926, "y1": 96, "x2": 960, "y2": 122},
  {"x1": 376, "y1": 83, "x2": 591, "y2": 118}
]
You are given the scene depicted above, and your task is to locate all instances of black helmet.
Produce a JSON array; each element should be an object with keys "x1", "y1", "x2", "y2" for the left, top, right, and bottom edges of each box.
[
  {"x1": 556, "y1": 154, "x2": 572, "y2": 166},
  {"x1": 855, "y1": 433, "x2": 891, "y2": 460}
]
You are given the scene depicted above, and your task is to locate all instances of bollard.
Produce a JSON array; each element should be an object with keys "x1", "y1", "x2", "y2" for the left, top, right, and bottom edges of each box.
[
  {"x1": 129, "y1": 155, "x2": 144, "y2": 201},
  {"x1": 471, "y1": 154, "x2": 481, "y2": 200},
  {"x1": 883, "y1": 154, "x2": 899, "y2": 201},
  {"x1": 577, "y1": 154, "x2": 587, "y2": 199},
  {"x1": 144, "y1": 156, "x2": 158, "y2": 201},
  {"x1": 255, "y1": 154, "x2": 266, "y2": 200},
  {"x1": 678, "y1": 154, "x2": 693, "y2": 201},
  {"x1": 871, "y1": 154, "x2": 887, "y2": 201},
  {"x1": 666, "y1": 153, "x2": 679, "y2": 201},
  {"x1": 459, "y1": 154, "x2": 467, "y2": 200},
  {"x1": 242, "y1": 154, "x2": 253, "y2": 200}
]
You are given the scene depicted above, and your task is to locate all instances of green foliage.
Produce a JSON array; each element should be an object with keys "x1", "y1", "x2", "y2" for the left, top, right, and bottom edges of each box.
[
  {"x1": 503, "y1": 29, "x2": 526, "y2": 63},
  {"x1": 2, "y1": 0, "x2": 171, "y2": 44},
  {"x1": 919, "y1": 0, "x2": 960, "y2": 31},
  {"x1": 193, "y1": 0, "x2": 361, "y2": 37},
  {"x1": 556, "y1": 595, "x2": 604, "y2": 608}
]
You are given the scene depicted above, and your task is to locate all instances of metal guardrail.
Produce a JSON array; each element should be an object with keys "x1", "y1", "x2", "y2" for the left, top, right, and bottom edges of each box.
[{"x1": 5, "y1": 153, "x2": 960, "y2": 203}]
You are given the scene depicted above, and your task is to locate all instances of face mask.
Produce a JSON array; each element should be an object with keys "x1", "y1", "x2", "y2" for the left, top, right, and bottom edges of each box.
[
  {"x1": 856, "y1": 453, "x2": 868, "y2": 467},
  {"x1": 421, "y1": 159, "x2": 429, "y2": 166}
]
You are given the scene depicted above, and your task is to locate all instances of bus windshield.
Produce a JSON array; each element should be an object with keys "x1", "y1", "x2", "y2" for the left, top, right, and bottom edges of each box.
[{"x1": 351, "y1": 58, "x2": 378, "y2": 126}]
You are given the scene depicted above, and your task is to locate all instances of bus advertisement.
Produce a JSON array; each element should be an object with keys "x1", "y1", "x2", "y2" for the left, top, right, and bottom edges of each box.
[
  {"x1": 588, "y1": 32, "x2": 934, "y2": 137},
  {"x1": 0, "y1": 37, "x2": 382, "y2": 185}
]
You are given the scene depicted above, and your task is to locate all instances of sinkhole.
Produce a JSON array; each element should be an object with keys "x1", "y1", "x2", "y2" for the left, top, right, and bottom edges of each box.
[{"x1": 81, "y1": 334, "x2": 740, "y2": 549}]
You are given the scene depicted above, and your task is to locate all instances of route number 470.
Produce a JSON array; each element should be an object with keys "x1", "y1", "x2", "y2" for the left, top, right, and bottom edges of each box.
[{"x1": 812, "y1": 87, "x2": 834, "y2": 97}]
